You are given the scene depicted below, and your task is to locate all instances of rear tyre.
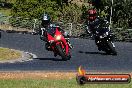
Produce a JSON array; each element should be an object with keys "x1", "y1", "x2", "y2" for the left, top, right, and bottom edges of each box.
[{"x1": 56, "y1": 45, "x2": 69, "y2": 61}]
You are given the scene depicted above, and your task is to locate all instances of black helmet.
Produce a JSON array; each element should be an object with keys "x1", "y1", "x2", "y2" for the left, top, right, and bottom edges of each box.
[{"x1": 41, "y1": 13, "x2": 51, "y2": 27}]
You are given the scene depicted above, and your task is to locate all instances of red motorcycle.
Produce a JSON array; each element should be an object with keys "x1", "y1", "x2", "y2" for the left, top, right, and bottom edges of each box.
[{"x1": 41, "y1": 27, "x2": 71, "y2": 61}]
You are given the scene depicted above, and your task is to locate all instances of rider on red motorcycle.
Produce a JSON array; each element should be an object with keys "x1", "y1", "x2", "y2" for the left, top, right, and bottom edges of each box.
[{"x1": 39, "y1": 13, "x2": 73, "y2": 55}]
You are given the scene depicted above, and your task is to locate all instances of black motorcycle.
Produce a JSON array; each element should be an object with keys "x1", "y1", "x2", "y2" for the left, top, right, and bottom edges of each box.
[{"x1": 95, "y1": 27, "x2": 117, "y2": 55}]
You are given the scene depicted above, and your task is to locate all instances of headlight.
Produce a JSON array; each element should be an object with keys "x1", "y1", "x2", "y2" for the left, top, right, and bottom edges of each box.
[{"x1": 55, "y1": 35, "x2": 61, "y2": 40}]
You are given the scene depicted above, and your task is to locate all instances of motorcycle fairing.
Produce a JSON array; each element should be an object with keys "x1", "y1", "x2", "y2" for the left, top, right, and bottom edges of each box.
[{"x1": 47, "y1": 27, "x2": 69, "y2": 55}]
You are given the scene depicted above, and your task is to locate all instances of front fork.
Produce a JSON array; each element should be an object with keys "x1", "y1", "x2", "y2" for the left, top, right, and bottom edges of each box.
[{"x1": 65, "y1": 38, "x2": 73, "y2": 49}]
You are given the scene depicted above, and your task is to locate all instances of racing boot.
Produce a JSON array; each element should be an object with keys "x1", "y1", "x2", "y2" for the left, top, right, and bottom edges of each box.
[
  {"x1": 40, "y1": 35, "x2": 44, "y2": 40},
  {"x1": 54, "y1": 52, "x2": 57, "y2": 57},
  {"x1": 97, "y1": 46, "x2": 102, "y2": 51},
  {"x1": 95, "y1": 37, "x2": 101, "y2": 51},
  {"x1": 40, "y1": 35, "x2": 47, "y2": 42},
  {"x1": 45, "y1": 42, "x2": 51, "y2": 51},
  {"x1": 95, "y1": 40, "x2": 102, "y2": 51}
]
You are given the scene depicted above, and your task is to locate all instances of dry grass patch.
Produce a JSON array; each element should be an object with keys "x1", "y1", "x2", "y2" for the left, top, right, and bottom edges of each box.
[
  {"x1": 0, "y1": 71, "x2": 76, "y2": 80},
  {"x1": 0, "y1": 24, "x2": 33, "y2": 32},
  {"x1": 0, "y1": 71, "x2": 131, "y2": 80},
  {"x1": 0, "y1": 47, "x2": 21, "y2": 61}
]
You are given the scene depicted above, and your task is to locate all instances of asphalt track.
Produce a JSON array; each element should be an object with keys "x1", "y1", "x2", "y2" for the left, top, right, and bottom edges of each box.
[{"x1": 0, "y1": 31, "x2": 132, "y2": 72}]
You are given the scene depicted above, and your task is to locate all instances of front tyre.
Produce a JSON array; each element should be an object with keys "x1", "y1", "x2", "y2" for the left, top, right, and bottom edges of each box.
[
  {"x1": 106, "y1": 41, "x2": 117, "y2": 55},
  {"x1": 56, "y1": 45, "x2": 70, "y2": 61},
  {"x1": 0, "y1": 31, "x2": 1, "y2": 38}
]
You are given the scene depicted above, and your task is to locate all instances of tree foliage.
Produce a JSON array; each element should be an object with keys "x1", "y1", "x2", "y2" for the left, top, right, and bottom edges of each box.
[
  {"x1": 1, "y1": 0, "x2": 132, "y2": 41},
  {"x1": 11, "y1": 0, "x2": 60, "y2": 19},
  {"x1": 89, "y1": 0, "x2": 132, "y2": 28},
  {"x1": 112, "y1": 0, "x2": 132, "y2": 28},
  {"x1": 2, "y1": 0, "x2": 132, "y2": 28},
  {"x1": 10, "y1": 0, "x2": 83, "y2": 23}
]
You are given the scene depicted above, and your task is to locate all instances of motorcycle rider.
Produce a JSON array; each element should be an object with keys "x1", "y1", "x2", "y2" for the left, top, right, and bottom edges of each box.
[
  {"x1": 85, "y1": 9, "x2": 110, "y2": 50},
  {"x1": 39, "y1": 13, "x2": 73, "y2": 56}
]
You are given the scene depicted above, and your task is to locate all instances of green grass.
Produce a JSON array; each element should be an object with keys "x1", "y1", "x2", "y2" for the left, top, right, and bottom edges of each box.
[{"x1": 0, "y1": 79, "x2": 131, "y2": 88}]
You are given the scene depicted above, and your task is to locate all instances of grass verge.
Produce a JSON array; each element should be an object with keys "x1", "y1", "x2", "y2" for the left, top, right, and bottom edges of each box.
[
  {"x1": 0, "y1": 72, "x2": 131, "y2": 88},
  {"x1": 0, "y1": 24, "x2": 33, "y2": 32},
  {"x1": 0, "y1": 78, "x2": 131, "y2": 88},
  {"x1": 0, "y1": 47, "x2": 21, "y2": 61}
]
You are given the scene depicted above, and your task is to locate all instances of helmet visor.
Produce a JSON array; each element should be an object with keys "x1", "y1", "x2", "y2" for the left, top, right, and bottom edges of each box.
[{"x1": 42, "y1": 20, "x2": 50, "y2": 27}]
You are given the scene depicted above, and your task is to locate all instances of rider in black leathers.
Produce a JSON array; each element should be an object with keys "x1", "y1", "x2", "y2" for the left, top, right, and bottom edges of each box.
[{"x1": 85, "y1": 9, "x2": 110, "y2": 50}]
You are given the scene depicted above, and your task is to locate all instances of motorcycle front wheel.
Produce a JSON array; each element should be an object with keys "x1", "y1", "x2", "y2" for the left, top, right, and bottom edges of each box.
[
  {"x1": 56, "y1": 45, "x2": 70, "y2": 61},
  {"x1": 105, "y1": 41, "x2": 117, "y2": 55}
]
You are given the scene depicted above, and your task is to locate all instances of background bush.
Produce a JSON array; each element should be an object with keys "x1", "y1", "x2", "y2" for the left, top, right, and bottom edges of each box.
[{"x1": 0, "y1": 0, "x2": 132, "y2": 41}]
